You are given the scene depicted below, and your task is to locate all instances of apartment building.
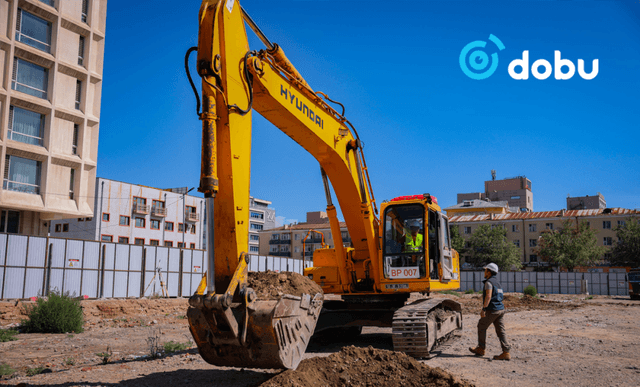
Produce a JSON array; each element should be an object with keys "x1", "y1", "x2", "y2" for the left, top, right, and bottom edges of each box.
[
  {"x1": 248, "y1": 196, "x2": 276, "y2": 254},
  {"x1": 0, "y1": 0, "x2": 107, "y2": 236},
  {"x1": 444, "y1": 199, "x2": 511, "y2": 217},
  {"x1": 458, "y1": 175, "x2": 533, "y2": 212},
  {"x1": 50, "y1": 177, "x2": 205, "y2": 248},
  {"x1": 451, "y1": 208, "x2": 639, "y2": 270},
  {"x1": 566, "y1": 193, "x2": 606, "y2": 210},
  {"x1": 258, "y1": 211, "x2": 350, "y2": 261}
]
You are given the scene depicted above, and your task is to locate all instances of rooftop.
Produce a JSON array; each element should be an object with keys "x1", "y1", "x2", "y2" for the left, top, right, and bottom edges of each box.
[{"x1": 449, "y1": 208, "x2": 639, "y2": 223}]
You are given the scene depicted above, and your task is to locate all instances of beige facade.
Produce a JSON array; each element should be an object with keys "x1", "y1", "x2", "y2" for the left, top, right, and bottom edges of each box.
[
  {"x1": 258, "y1": 212, "x2": 350, "y2": 261},
  {"x1": 567, "y1": 193, "x2": 606, "y2": 210},
  {"x1": 0, "y1": 0, "x2": 106, "y2": 236},
  {"x1": 458, "y1": 176, "x2": 533, "y2": 212},
  {"x1": 451, "y1": 208, "x2": 639, "y2": 270}
]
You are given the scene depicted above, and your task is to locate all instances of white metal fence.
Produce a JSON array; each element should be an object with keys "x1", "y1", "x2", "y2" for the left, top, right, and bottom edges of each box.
[
  {"x1": 459, "y1": 271, "x2": 629, "y2": 296},
  {"x1": 0, "y1": 233, "x2": 311, "y2": 300}
]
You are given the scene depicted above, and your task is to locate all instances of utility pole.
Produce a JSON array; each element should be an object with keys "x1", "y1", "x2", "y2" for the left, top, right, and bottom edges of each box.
[
  {"x1": 162, "y1": 192, "x2": 167, "y2": 246},
  {"x1": 183, "y1": 187, "x2": 194, "y2": 249}
]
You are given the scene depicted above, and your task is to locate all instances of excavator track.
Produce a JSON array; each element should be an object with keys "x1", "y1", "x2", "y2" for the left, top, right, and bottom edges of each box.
[{"x1": 392, "y1": 298, "x2": 463, "y2": 359}]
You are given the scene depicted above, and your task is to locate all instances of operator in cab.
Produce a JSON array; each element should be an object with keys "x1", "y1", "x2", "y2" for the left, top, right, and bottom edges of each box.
[{"x1": 404, "y1": 220, "x2": 423, "y2": 252}]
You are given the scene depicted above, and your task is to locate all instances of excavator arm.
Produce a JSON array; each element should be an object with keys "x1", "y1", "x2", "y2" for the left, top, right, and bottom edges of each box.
[{"x1": 187, "y1": 0, "x2": 381, "y2": 370}]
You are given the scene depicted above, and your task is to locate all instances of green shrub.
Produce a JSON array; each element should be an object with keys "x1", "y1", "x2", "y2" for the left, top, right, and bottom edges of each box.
[
  {"x1": 163, "y1": 340, "x2": 192, "y2": 354},
  {"x1": 523, "y1": 285, "x2": 537, "y2": 297},
  {"x1": 96, "y1": 347, "x2": 112, "y2": 364},
  {"x1": 0, "y1": 363, "x2": 15, "y2": 377},
  {"x1": 26, "y1": 366, "x2": 45, "y2": 377},
  {"x1": 65, "y1": 357, "x2": 75, "y2": 366},
  {"x1": 21, "y1": 291, "x2": 84, "y2": 333},
  {"x1": 0, "y1": 328, "x2": 18, "y2": 342},
  {"x1": 464, "y1": 289, "x2": 475, "y2": 294}
]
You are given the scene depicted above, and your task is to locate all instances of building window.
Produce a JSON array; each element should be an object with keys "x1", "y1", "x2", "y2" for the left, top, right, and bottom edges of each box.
[
  {"x1": 603, "y1": 221, "x2": 611, "y2": 229},
  {"x1": 464, "y1": 226, "x2": 471, "y2": 235},
  {"x1": 86, "y1": 217, "x2": 92, "y2": 221},
  {"x1": 529, "y1": 224, "x2": 537, "y2": 232},
  {"x1": 617, "y1": 220, "x2": 625, "y2": 227},
  {"x1": 294, "y1": 246, "x2": 300, "y2": 253},
  {"x1": 81, "y1": 0, "x2": 88, "y2": 22},
  {"x1": 604, "y1": 253, "x2": 612, "y2": 262},
  {"x1": 178, "y1": 223, "x2": 184, "y2": 232},
  {"x1": 101, "y1": 235, "x2": 112, "y2": 242},
  {"x1": 269, "y1": 245, "x2": 279, "y2": 253},
  {"x1": 0, "y1": 210, "x2": 20, "y2": 233},
  {"x1": 119, "y1": 215, "x2": 130, "y2": 226},
  {"x1": 165, "y1": 222, "x2": 174, "y2": 231},
  {"x1": 62, "y1": 223, "x2": 69, "y2": 232},
  {"x1": 191, "y1": 225, "x2": 196, "y2": 234},
  {"x1": 281, "y1": 233, "x2": 291, "y2": 240},
  {"x1": 133, "y1": 196, "x2": 147, "y2": 207},
  {"x1": 55, "y1": 224, "x2": 61, "y2": 232},
  {"x1": 251, "y1": 223, "x2": 263, "y2": 231},
  {"x1": 341, "y1": 231, "x2": 349, "y2": 239},
  {"x1": 186, "y1": 205, "x2": 197, "y2": 219},
  {"x1": 75, "y1": 80, "x2": 82, "y2": 110},
  {"x1": 250, "y1": 212, "x2": 264, "y2": 219},
  {"x1": 3, "y1": 155, "x2": 41, "y2": 194},
  {"x1": 529, "y1": 254, "x2": 538, "y2": 262},
  {"x1": 150, "y1": 239, "x2": 159, "y2": 246},
  {"x1": 529, "y1": 239, "x2": 537, "y2": 247},
  {"x1": 8, "y1": 106, "x2": 45, "y2": 146},
  {"x1": 135, "y1": 217, "x2": 145, "y2": 228},
  {"x1": 271, "y1": 234, "x2": 280, "y2": 240},
  {"x1": 511, "y1": 225, "x2": 519, "y2": 232},
  {"x1": 134, "y1": 238, "x2": 145, "y2": 245},
  {"x1": 118, "y1": 237, "x2": 129, "y2": 244},
  {"x1": 165, "y1": 241, "x2": 173, "y2": 247},
  {"x1": 545, "y1": 223, "x2": 554, "y2": 230},
  {"x1": 72, "y1": 124, "x2": 79, "y2": 155},
  {"x1": 294, "y1": 234, "x2": 300, "y2": 240},
  {"x1": 603, "y1": 237, "x2": 612, "y2": 246},
  {"x1": 39, "y1": 0, "x2": 55, "y2": 7},
  {"x1": 78, "y1": 35, "x2": 85, "y2": 65},
  {"x1": 190, "y1": 243, "x2": 195, "y2": 249},
  {"x1": 78, "y1": 218, "x2": 84, "y2": 222},
  {"x1": 249, "y1": 245, "x2": 259, "y2": 253},
  {"x1": 69, "y1": 169, "x2": 75, "y2": 199},
  {"x1": 250, "y1": 234, "x2": 260, "y2": 242},
  {"x1": 152, "y1": 200, "x2": 165, "y2": 213},
  {"x1": 150, "y1": 219, "x2": 160, "y2": 230},
  {"x1": 12, "y1": 58, "x2": 48, "y2": 99},
  {"x1": 102, "y1": 213, "x2": 109, "y2": 222},
  {"x1": 510, "y1": 196, "x2": 520, "y2": 200},
  {"x1": 177, "y1": 242, "x2": 185, "y2": 248},
  {"x1": 16, "y1": 8, "x2": 52, "y2": 53},
  {"x1": 513, "y1": 239, "x2": 520, "y2": 247}
]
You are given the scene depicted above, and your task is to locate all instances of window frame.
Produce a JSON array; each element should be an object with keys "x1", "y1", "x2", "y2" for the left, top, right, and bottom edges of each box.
[
  {"x1": 101, "y1": 234, "x2": 113, "y2": 242},
  {"x1": 164, "y1": 241, "x2": 173, "y2": 247},
  {"x1": 150, "y1": 219, "x2": 160, "y2": 230},
  {"x1": 12, "y1": 57, "x2": 49, "y2": 99},
  {"x1": 119, "y1": 215, "x2": 130, "y2": 226},
  {"x1": 15, "y1": 8, "x2": 52, "y2": 53},
  {"x1": 165, "y1": 221, "x2": 174, "y2": 231},
  {"x1": 102, "y1": 212, "x2": 109, "y2": 222},
  {"x1": 62, "y1": 223, "x2": 69, "y2": 232},
  {"x1": 150, "y1": 239, "x2": 159, "y2": 246},
  {"x1": 8, "y1": 105, "x2": 45, "y2": 146},
  {"x1": 4, "y1": 155, "x2": 42, "y2": 195},
  {"x1": 118, "y1": 236, "x2": 129, "y2": 244},
  {"x1": 134, "y1": 238, "x2": 145, "y2": 246},
  {"x1": 55, "y1": 224, "x2": 61, "y2": 232},
  {"x1": 135, "y1": 217, "x2": 146, "y2": 228}
]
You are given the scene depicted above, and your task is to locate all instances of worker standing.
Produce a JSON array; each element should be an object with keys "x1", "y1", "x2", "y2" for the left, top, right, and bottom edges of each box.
[{"x1": 469, "y1": 263, "x2": 511, "y2": 360}]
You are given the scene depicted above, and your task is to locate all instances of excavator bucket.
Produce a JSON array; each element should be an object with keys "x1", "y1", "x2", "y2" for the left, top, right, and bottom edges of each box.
[{"x1": 188, "y1": 290, "x2": 323, "y2": 369}]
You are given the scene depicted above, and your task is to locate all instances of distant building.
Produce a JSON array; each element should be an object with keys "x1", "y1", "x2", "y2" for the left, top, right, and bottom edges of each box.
[
  {"x1": 258, "y1": 211, "x2": 350, "y2": 261},
  {"x1": 0, "y1": 0, "x2": 107, "y2": 236},
  {"x1": 248, "y1": 197, "x2": 276, "y2": 254},
  {"x1": 51, "y1": 178, "x2": 205, "y2": 249},
  {"x1": 450, "y1": 208, "x2": 639, "y2": 270},
  {"x1": 458, "y1": 174, "x2": 533, "y2": 212},
  {"x1": 567, "y1": 193, "x2": 606, "y2": 210},
  {"x1": 444, "y1": 199, "x2": 512, "y2": 217}
]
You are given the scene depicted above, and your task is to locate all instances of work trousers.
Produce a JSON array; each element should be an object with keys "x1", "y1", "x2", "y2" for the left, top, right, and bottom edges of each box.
[{"x1": 477, "y1": 309, "x2": 510, "y2": 352}]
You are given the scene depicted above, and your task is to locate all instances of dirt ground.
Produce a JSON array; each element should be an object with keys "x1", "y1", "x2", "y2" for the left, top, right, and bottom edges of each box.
[{"x1": 1, "y1": 292, "x2": 639, "y2": 387}]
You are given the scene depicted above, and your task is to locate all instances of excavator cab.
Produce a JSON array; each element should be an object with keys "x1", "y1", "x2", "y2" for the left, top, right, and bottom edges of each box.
[{"x1": 383, "y1": 204, "x2": 428, "y2": 279}]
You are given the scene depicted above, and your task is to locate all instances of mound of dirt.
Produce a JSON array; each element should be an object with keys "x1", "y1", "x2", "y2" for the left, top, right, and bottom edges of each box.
[
  {"x1": 260, "y1": 346, "x2": 474, "y2": 387},
  {"x1": 247, "y1": 271, "x2": 323, "y2": 300}
]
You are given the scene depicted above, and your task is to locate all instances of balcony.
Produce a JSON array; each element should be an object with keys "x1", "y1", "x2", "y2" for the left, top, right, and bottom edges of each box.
[
  {"x1": 185, "y1": 212, "x2": 200, "y2": 222},
  {"x1": 273, "y1": 252, "x2": 291, "y2": 257},
  {"x1": 133, "y1": 203, "x2": 150, "y2": 215},
  {"x1": 269, "y1": 239, "x2": 291, "y2": 245},
  {"x1": 151, "y1": 206, "x2": 167, "y2": 217},
  {"x1": 304, "y1": 238, "x2": 323, "y2": 244},
  {"x1": 303, "y1": 251, "x2": 313, "y2": 257}
]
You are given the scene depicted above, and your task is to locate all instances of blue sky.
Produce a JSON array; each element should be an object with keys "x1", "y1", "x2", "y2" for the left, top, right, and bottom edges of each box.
[{"x1": 99, "y1": 1, "x2": 640, "y2": 223}]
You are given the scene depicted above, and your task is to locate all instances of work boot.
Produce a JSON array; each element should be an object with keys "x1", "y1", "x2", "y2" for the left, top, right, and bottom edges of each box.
[
  {"x1": 493, "y1": 351, "x2": 511, "y2": 361},
  {"x1": 469, "y1": 346, "x2": 485, "y2": 356}
]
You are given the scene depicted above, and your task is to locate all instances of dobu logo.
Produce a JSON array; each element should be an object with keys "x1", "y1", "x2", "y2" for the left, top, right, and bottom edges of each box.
[{"x1": 459, "y1": 34, "x2": 505, "y2": 80}]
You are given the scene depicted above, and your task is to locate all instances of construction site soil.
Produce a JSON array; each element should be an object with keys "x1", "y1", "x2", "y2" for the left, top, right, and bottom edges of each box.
[
  {"x1": 247, "y1": 272, "x2": 323, "y2": 299},
  {"x1": 1, "y1": 292, "x2": 639, "y2": 387}
]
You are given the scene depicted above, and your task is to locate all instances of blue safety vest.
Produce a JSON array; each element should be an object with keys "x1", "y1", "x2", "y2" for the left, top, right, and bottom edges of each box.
[{"x1": 483, "y1": 276, "x2": 504, "y2": 311}]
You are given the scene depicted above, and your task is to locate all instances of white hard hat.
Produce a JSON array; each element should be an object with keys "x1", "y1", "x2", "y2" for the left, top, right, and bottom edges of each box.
[
  {"x1": 409, "y1": 220, "x2": 421, "y2": 229},
  {"x1": 483, "y1": 263, "x2": 499, "y2": 274}
]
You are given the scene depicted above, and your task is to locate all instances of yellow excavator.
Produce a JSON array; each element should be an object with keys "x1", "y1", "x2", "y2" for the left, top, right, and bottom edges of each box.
[{"x1": 186, "y1": 0, "x2": 463, "y2": 370}]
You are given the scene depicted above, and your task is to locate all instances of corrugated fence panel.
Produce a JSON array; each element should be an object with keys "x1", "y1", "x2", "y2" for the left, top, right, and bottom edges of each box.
[
  {"x1": 128, "y1": 246, "x2": 143, "y2": 298},
  {"x1": 248, "y1": 255, "x2": 259, "y2": 272},
  {"x1": 181, "y1": 250, "x2": 193, "y2": 297},
  {"x1": 24, "y1": 237, "x2": 47, "y2": 298},
  {"x1": 166, "y1": 248, "x2": 181, "y2": 297},
  {"x1": 0, "y1": 234, "x2": 7, "y2": 266},
  {"x1": 27, "y1": 237, "x2": 47, "y2": 267},
  {"x1": 191, "y1": 250, "x2": 204, "y2": 294},
  {"x1": 143, "y1": 247, "x2": 157, "y2": 297},
  {"x1": 81, "y1": 242, "x2": 100, "y2": 298},
  {"x1": 101, "y1": 243, "x2": 116, "y2": 298}
]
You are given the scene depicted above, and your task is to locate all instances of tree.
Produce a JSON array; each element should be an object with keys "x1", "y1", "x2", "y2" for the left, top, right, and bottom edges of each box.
[
  {"x1": 467, "y1": 224, "x2": 522, "y2": 271},
  {"x1": 610, "y1": 217, "x2": 640, "y2": 267},
  {"x1": 449, "y1": 224, "x2": 465, "y2": 254},
  {"x1": 536, "y1": 219, "x2": 605, "y2": 272}
]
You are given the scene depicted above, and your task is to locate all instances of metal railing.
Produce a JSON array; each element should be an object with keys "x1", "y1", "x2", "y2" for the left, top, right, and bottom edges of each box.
[
  {"x1": 185, "y1": 212, "x2": 199, "y2": 222},
  {"x1": 133, "y1": 203, "x2": 150, "y2": 214},
  {"x1": 151, "y1": 206, "x2": 167, "y2": 217},
  {"x1": 3, "y1": 179, "x2": 40, "y2": 195}
]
